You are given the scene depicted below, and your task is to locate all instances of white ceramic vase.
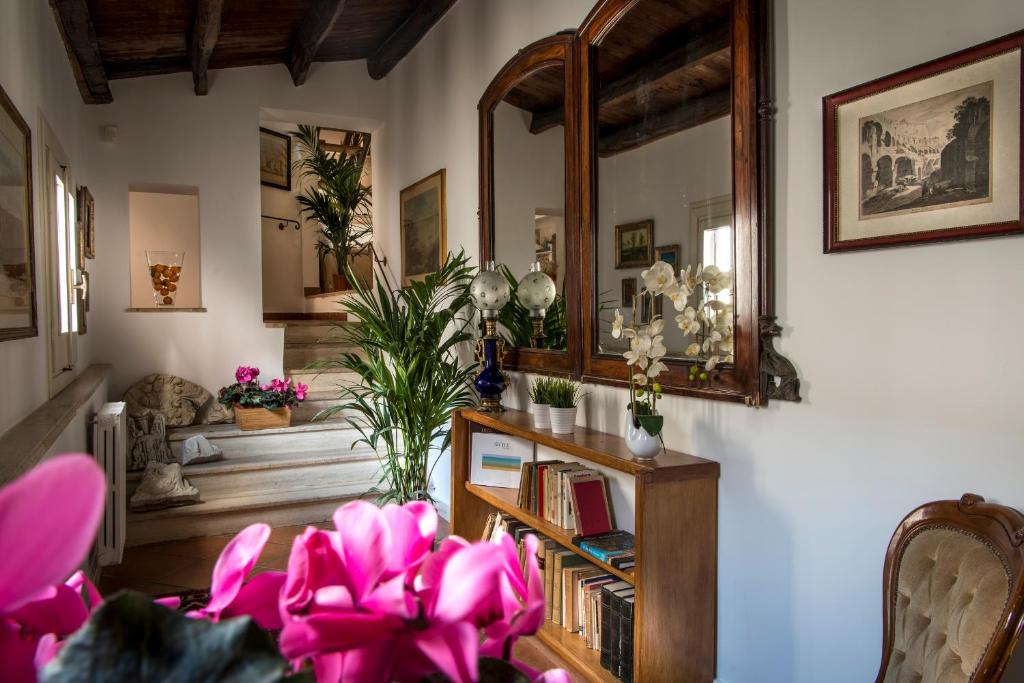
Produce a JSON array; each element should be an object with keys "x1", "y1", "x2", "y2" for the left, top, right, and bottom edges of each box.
[
  {"x1": 531, "y1": 402, "x2": 551, "y2": 429},
  {"x1": 624, "y1": 412, "x2": 661, "y2": 459},
  {"x1": 548, "y1": 406, "x2": 578, "y2": 434}
]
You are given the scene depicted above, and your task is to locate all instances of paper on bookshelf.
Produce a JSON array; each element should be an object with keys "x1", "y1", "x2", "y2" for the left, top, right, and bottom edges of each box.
[{"x1": 470, "y1": 431, "x2": 534, "y2": 488}]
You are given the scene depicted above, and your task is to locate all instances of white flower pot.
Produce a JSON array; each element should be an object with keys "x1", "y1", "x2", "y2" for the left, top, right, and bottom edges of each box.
[
  {"x1": 624, "y1": 412, "x2": 661, "y2": 459},
  {"x1": 548, "y1": 406, "x2": 578, "y2": 434},
  {"x1": 531, "y1": 402, "x2": 551, "y2": 429}
]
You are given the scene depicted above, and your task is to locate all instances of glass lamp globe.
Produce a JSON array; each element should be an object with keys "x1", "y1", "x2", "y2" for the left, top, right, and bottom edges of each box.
[
  {"x1": 470, "y1": 261, "x2": 511, "y2": 320},
  {"x1": 517, "y1": 262, "x2": 556, "y2": 317}
]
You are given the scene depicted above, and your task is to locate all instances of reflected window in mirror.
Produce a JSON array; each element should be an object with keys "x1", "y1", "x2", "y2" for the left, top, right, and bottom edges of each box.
[
  {"x1": 594, "y1": 0, "x2": 734, "y2": 368},
  {"x1": 491, "y1": 61, "x2": 568, "y2": 351}
]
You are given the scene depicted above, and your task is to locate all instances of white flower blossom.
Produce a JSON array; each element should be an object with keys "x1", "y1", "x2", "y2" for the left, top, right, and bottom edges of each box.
[
  {"x1": 640, "y1": 261, "x2": 676, "y2": 296},
  {"x1": 676, "y1": 307, "x2": 700, "y2": 335},
  {"x1": 702, "y1": 266, "x2": 732, "y2": 294},
  {"x1": 685, "y1": 342, "x2": 701, "y2": 357},
  {"x1": 611, "y1": 309, "x2": 624, "y2": 339}
]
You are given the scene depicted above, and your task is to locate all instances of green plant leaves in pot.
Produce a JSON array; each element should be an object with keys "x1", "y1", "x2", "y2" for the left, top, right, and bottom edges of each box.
[
  {"x1": 634, "y1": 413, "x2": 664, "y2": 437},
  {"x1": 41, "y1": 591, "x2": 307, "y2": 683}
]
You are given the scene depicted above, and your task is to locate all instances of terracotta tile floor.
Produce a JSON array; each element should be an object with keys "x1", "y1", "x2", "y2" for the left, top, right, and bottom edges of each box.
[{"x1": 100, "y1": 516, "x2": 582, "y2": 680}]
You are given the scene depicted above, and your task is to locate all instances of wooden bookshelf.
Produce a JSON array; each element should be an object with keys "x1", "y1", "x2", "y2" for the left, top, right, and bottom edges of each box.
[{"x1": 452, "y1": 408, "x2": 719, "y2": 683}]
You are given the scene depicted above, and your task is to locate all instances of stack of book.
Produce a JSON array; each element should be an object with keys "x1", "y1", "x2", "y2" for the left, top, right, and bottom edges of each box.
[
  {"x1": 483, "y1": 513, "x2": 635, "y2": 682},
  {"x1": 573, "y1": 530, "x2": 636, "y2": 571},
  {"x1": 517, "y1": 460, "x2": 613, "y2": 535}
]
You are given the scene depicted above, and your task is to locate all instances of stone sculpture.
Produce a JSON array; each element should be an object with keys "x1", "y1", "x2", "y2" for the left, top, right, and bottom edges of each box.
[
  {"x1": 126, "y1": 414, "x2": 174, "y2": 471},
  {"x1": 180, "y1": 434, "x2": 224, "y2": 466},
  {"x1": 129, "y1": 461, "x2": 201, "y2": 512},
  {"x1": 123, "y1": 374, "x2": 212, "y2": 428},
  {"x1": 200, "y1": 400, "x2": 234, "y2": 425}
]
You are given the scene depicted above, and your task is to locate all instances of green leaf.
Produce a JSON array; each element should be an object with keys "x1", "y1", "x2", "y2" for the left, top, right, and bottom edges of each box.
[
  {"x1": 477, "y1": 657, "x2": 532, "y2": 683},
  {"x1": 636, "y1": 414, "x2": 664, "y2": 437},
  {"x1": 41, "y1": 592, "x2": 296, "y2": 683}
]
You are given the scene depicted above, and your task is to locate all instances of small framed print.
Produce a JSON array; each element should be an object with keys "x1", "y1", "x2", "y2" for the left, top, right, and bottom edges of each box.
[
  {"x1": 621, "y1": 277, "x2": 637, "y2": 306},
  {"x1": 77, "y1": 186, "x2": 95, "y2": 259},
  {"x1": 259, "y1": 127, "x2": 291, "y2": 190},
  {"x1": 400, "y1": 169, "x2": 447, "y2": 286},
  {"x1": 614, "y1": 220, "x2": 653, "y2": 268},
  {"x1": 824, "y1": 30, "x2": 1024, "y2": 252},
  {"x1": 654, "y1": 243, "x2": 680, "y2": 269}
]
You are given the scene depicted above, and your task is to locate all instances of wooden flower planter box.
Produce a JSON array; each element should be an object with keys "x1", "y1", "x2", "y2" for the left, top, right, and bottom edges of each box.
[{"x1": 234, "y1": 406, "x2": 292, "y2": 431}]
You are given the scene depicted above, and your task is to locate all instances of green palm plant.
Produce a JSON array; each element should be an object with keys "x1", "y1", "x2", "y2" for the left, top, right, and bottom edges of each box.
[
  {"x1": 316, "y1": 250, "x2": 477, "y2": 504},
  {"x1": 495, "y1": 265, "x2": 567, "y2": 349},
  {"x1": 293, "y1": 124, "x2": 372, "y2": 283}
]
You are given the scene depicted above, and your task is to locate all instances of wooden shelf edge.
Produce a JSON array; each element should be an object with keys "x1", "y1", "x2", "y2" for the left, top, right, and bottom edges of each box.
[
  {"x1": 535, "y1": 621, "x2": 621, "y2": 683},
  {"x1": 458, "y1": 408, "x2": 719, "y2": 481},
  {"x1": 466, "y1": 482, "x2": 635, "y2": 583}
]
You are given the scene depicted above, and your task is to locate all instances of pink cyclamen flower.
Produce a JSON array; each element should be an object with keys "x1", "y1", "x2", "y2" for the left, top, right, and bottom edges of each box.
[
  {"x1": 0, "y1": 454, "x2": 107, "y2": 682},
  {"x1": 260, "y1": 383, "x2": 272, "y2": 392},
  {"x1": 270, "y1": 378, "x2": 291, "y2": 393},
  {"x1": 295, "y1": 382, "x2": 309, "y2": 401},
  {"x1": 236, "y1": 365, "x2": 260, "y2": 384}
]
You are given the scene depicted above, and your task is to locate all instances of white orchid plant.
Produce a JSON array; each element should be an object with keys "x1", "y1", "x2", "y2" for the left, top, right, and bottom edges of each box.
[{"x1": 611, "y1": 260, "x2": 734, "y2": 436}]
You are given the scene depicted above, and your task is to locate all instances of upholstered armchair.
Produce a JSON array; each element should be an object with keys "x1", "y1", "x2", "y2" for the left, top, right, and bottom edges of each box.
[{"x1": 877, "y1": 494, "x2": 1024, "y2": 682}]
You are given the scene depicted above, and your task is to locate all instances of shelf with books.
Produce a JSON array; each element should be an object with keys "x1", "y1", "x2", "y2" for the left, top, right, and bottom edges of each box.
[
  {"x1": 467, "y1": 482, "x2": 635, "y2": 582},
  {"x1": 452, "y1": 408, "x2": 719, "y2": 683}
]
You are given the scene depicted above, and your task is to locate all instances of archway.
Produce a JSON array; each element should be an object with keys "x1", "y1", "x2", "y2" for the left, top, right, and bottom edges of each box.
[
  {"x1": 861, "y1": 154, "x2": 873, "y2": 198},
  {"x1": 876, "y1": 156, "x2": 893, "y2": 189},
  {"x1": 894, "y1": 156, "x2": 914, "y2": 181}
]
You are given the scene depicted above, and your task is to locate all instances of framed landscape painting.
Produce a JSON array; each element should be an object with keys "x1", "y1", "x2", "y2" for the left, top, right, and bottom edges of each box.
[
  {"x1": 614, "y1": 220, "x2": 653, "y2": 268},
  {"x1": 259, "y1": 127, "x2": 291, "y2": 190},
  {"x1": 400, "y1": 169, "x2": 446, "y2": 286},
  {"x1": 824, "y1": 30, "x2": 1023, "y2": 252},
  {"x1": 0, "y1": 83, "x2": 36, "y2": 342}
]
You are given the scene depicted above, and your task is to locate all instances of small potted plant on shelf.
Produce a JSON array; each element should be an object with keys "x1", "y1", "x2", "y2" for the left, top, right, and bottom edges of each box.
[
  {"x1": 546, "y1": 378, "x2": 583, "y2": 434},
  {"x1": 218, "y1": 365, "x2": 308, "y2": 431},
  {"x1": 529, "y1": 377, "x2": 552, "y2": 429}
]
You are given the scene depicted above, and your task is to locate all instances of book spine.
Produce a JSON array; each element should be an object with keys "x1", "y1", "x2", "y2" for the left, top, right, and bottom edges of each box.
[
  {"x1": 620, "y1": 599, "x2": 634, "y2": 683},
  {"x1": 609, "y1": 591, "x2": 621, "y2": 677},
  {"x1": 600, "y1": 587, "x2": 613, "y2": 669}
]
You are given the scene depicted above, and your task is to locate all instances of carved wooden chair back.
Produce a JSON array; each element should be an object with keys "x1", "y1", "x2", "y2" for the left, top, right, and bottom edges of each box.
[{"x1": 877, "y1": 494, "x2": 1024, "y2": 682}]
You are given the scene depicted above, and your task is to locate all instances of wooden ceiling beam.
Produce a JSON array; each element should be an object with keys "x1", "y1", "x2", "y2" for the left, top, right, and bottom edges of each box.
[
  {"x1": 598, "y1": 87, "x2": 731, "y2": 157},
  {"x1": 528, "y1": 19, "x2": 730, "y2": 134},
  {"x1": 366, "y1": 0, "x2": 458, "y2": 80},
  {"x1": 289, "y1": 0, "x2": 348, "y2": 86},
  {"x1": 49, "y1": 0, "x2": 112, "y2": 104},
  {"x1": 190, "y1": 0, "x2": 225, "y2": 95}
]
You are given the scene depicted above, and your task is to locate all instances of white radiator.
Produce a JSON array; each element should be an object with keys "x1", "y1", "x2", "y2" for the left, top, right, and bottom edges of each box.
[{"x1": 93, "y1": 402, "x2": 127, "y2": 566}]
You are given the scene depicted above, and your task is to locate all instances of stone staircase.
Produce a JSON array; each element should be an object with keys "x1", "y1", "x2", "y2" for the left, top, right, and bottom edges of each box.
[
  {"x1": 126, "y1": 420, "x2": 380, "y2": 545},
  {"x1": 124, "y1": 320, "x2": 377, "y2": 546}
]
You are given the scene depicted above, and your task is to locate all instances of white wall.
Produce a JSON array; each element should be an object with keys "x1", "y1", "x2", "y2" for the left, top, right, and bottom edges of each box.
[
  {"x1": 85, "y1": 63, "x2": 386, "y2": 396},
  {"x1": 0, "y1": 0, "x2": 94, "y2": 436},
  {"x1": 377, "y1": 1, "x2": 1024, "y2": 681}
]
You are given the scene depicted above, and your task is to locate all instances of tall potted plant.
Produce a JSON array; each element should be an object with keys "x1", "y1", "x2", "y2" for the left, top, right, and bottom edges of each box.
[
  {"x1": 293, "y1": 124, "x2": 372, "y2": 291},
  {"x1": 316, "y1": 250, "x2": 477, "y2": 504}
]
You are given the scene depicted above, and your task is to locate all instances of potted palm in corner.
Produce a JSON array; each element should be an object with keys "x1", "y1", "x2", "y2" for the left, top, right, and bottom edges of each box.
[
  {"x1": 293, "y1": 124, "x2": 372, "y2": 292},
  {"x1": 316, "y1": 250, "x2": 477, "y2": 504}
]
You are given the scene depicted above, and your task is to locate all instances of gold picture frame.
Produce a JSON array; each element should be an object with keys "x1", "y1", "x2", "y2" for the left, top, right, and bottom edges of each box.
[
  {"x1": 400, "y1": 169, "x2": 447, "y2": 286},
  {"x1": 614, "y1": 220, "x2": 654, "y2": 269}
]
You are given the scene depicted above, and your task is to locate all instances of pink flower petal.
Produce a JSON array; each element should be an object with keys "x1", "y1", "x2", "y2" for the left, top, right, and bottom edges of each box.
[
  {"x1": 380, "y1": 502, "x2": 436, "y2": 577},
  {"x1": 312, "y1": 652, "x2": 343, "y2": 683},
  {"x1": 534, "y1": 669, "x2": 572, "y2": 683},
  {"x1": 431, "y1": 543, "x2": 505, "y2": 624},
  {"x1": 279, "y1": 611, "x2": 401, "y2": 660},
  {"x1": 222, "y1": 571, "x2": 286, "y2": 630},
  {"x1": 7, "y1": 583, "x2": 89, "y2": 636},
  {"x1": 341, "y1": 642, "x2": 396, "y2": 683},
  {"x1": 34, "y1": 632, "x2": 63, "y2": 671},
  {"x1": 312, "y1": 585, "x2": 354, "y2": 611},
  {"x1": 206, "y1": 523, "x2": 270, "y2": 614},
  {"x1": 333, "y1": 501, "x2": 390, "y2": 603},
  {"x1": 360, "y1": 573, "x2": 415, "y2": 619},
  {"x1": 413, "y1": 622, "x2": 479, "y2": 683},
  {"x1": 0, "y1": 454, "x2": 106, "y2": 614},
  {"x1": 0, "y1": 619, "x2": 38, "y2": 683},
  {"x1": 283, "y1": 528, "x2": 346, "y2": 614},
  {"x1": 154, "y1": 596, "x2": 181, "y2": 610}
]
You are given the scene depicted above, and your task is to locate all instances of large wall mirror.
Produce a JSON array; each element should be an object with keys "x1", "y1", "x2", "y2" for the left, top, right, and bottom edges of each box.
[
  {"x1": 579, "y1": 0, "x2": 796, "y2": 405},
  {"x1": 479, "y1": 0, "x2": 799, "y2": 404},
  {"x1": 480, "y1": 35, "x2": 580, "y2": 376}
]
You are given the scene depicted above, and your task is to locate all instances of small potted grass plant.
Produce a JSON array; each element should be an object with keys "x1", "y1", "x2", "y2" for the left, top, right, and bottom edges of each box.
[
  {"x1": 218, "y1": 366, "x2": 308, "y2": 431},
  {"x1": 529, "y1": 377, "x2": 552, "y2": 429},
  {"x1": 546, "y1": 378, "x2": 583, "y2": 434}
]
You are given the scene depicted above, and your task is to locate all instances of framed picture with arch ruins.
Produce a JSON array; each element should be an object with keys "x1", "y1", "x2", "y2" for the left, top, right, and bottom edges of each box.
[{"x1": 824, "y1": 29, "x2": 1023, "y2": 252}]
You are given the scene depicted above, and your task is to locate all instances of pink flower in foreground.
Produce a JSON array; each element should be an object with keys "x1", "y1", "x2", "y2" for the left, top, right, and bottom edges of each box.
[
  {"x1": 199, "y1": 499, "x2": 564, "y2": 683},
  {"x1": 295, "y1": 382, "x2": 309, "y2": 401},
  {"x1": 0, "y1": 455, "x2": 106, "y2": 682}
]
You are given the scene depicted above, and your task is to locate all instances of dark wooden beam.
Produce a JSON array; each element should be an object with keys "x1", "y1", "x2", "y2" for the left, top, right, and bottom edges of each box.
[
  {"x1": 190, "y1": 0, "x2": 225, "y2": 95},
  {"x1": 288, "y1": 0, "x2": 347, "y2": 86},
  {"x1": 49, "y1": 0, "x2": 112, "y2": 104},
  {"x1": 366, "y1": 0, "x2": 458, "y2": 80},
  {"x1": 598, "y1": 87, "x2": 731, "y2": 157},
  {"x1": 528, "y1": 20, "x2": 730, "y2": 134}
]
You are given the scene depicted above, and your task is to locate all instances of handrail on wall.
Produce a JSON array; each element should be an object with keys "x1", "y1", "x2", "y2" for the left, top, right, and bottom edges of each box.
[{"x1": 261, "y1": 214, "x2": 301, "y2": 231}]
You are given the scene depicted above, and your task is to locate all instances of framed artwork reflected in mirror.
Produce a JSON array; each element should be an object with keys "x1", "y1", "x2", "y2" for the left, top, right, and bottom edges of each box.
[{"x1": 400, "y1": 169, "x2": 446, "y2": 286}]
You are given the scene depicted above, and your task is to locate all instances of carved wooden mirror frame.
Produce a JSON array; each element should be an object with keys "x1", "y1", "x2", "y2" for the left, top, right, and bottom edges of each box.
[
  {"x1": 577, "y1": 0, "x2": 799, "y2": 405},
  {"x1": 479, "y1": 34, "x2": 581, "y2": 377}
]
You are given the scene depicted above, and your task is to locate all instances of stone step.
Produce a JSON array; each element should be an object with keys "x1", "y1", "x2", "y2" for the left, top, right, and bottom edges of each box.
[
  {"x1": 292, "y1": 397, "x2": 358, "y2": 423},
  {"x1": 167, "y1": 419, "x2": 360, "y2": 459},
  {"x1": 284, "y1": 342, "x2": 362, "y2": 371},
  {"x1": 281, "y1": 321, "x2": 359, "y2": 344},
  {"x1": 288, "y1": 368, "x2": 361, "y2": 394}
]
